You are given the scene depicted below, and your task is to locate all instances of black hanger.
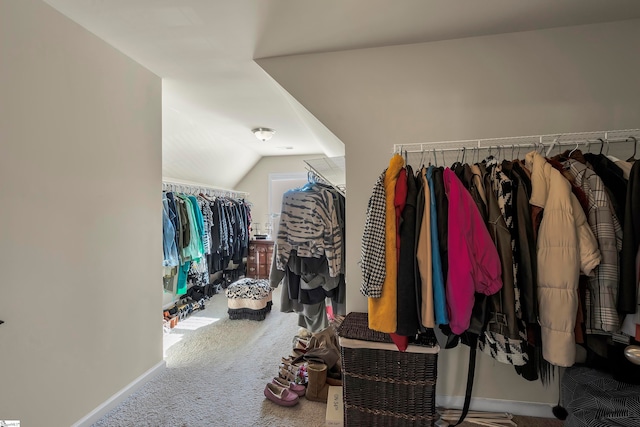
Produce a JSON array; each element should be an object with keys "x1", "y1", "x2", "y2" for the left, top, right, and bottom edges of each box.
[
  {"x1": 451, "y1": 148, "x2": 463, "y2": 170},
  {"x1": 627, "y1": 136, "x2": 637, "y2": 162},
  {"x1": 598, "y1": 138, "x2": 605, "y2": 155}
]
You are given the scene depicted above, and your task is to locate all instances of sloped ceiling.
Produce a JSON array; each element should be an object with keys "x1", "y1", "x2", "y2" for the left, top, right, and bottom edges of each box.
[{"x1": 42, "y1": 0, "x2": 640, "y2": 188}]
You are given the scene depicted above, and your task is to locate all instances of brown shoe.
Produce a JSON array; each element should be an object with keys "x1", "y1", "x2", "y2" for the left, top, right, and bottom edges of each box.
[
  {"x1": 305, "y1": 363, "x2": 330, "y2": 402},
  {"x1": 326, "y1": 376, "x2": 342, "y2": 387}
]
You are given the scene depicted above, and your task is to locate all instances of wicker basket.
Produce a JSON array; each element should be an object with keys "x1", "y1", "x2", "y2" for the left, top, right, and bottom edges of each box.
[{"x1": 338, "y1": 312, "x2": 439, "y2": 427}]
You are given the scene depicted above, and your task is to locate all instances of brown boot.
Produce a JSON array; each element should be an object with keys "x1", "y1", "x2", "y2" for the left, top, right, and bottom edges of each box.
[
  {"x1": 305, "y1": 363, "x2": 330, "y2": 402},
  {"x1": 326, "y1": 365, "x2": 342, "y2": 386},
  {"x1": 326, "y1": 376, "x2": 342, "y2": 387}
]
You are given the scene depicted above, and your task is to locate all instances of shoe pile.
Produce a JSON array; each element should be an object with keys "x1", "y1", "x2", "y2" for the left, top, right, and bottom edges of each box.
[
  {"x1": 302, "y1": 325, "x2": 343, "y2": 402},
  {"x1": 162, "y1": 297, "x2": 207, "y2": 332},
  {"x1": 264, "y1": 326, "x2": 344, "y2": 407},
  {"x1": 163, "y1": 309, "x2": 179, "y2": 329}
]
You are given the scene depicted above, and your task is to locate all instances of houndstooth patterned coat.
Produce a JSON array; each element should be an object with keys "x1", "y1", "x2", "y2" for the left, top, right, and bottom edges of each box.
[{"x1": 360, "y1": 170, "x2": 387, "y2": 297}]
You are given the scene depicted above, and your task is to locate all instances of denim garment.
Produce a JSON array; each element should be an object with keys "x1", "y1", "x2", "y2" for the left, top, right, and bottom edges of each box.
[
  {"x1": 165, "y1": 192, "x2": 181, "y2": 255},
  {"x1": 162, "y1": 197, "x2": 180, "y2": 267}
]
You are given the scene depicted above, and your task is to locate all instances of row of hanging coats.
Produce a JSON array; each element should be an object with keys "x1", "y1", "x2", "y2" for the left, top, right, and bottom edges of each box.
[
  {"x1": 270, "y1": 177, "x2": 346, "y2": 333},
  {"x1": 360, "y1": 145, "x2": 640, "y2": 381},
  {"x1": 163, "y1": 191, "x2": 251, "y2": 295}
]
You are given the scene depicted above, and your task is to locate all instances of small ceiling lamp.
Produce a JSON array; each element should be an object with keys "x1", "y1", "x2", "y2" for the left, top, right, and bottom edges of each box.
[{"x1": 252, "y1": 127, "x2": 275, "y2": 142}]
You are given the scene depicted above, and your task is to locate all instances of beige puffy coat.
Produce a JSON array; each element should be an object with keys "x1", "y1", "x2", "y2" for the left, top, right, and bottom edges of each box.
[{"x1": 526, "y1": 151, "x2": 601, "y2": 367}]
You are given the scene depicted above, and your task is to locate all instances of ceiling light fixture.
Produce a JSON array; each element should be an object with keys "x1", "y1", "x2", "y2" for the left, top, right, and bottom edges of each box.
[{"x1": 252, "y1": 127, "x2": 275, "y2": 142}]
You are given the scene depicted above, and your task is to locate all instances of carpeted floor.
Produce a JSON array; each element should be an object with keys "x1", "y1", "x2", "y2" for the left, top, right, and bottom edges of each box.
[
  {"x1": 93, "y1": 287, "x2": 564, "y2": 427},
  {"x1": 93, "y1": 287, "x2": 328, "y2": 427}
]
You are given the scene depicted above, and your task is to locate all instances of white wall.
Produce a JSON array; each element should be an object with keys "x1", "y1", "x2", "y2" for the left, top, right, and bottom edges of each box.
[
  {"x1": 0, "y1": 1, "x2": 162, "y2": 426},
  {"x1": 235, "y1": 154, "x2": 320, "y2": 234},
  {"x1": 258, "y1": 19, "x2": 640, "y2": 410}
]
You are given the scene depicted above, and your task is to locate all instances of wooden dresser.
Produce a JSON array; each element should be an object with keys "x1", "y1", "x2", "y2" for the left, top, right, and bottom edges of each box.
[{"x1": 247, "y1": 240, "x2": 274, "y2": 280}]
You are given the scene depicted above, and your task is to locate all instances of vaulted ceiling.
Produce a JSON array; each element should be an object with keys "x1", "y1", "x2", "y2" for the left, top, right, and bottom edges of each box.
[{"x1": 43, "y1": 0, "x2": 640, "y2": 188}]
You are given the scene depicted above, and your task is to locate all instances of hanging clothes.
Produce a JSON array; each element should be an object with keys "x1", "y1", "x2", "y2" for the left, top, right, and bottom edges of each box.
[
  {"x1": 396, "y1": 165, "x2": 420, "y2": 337},
  {"x1": 526, "y1": 151, "x2": 601, "y2": 367},
  {"x1": 416, "y1": 167, "x2": 434, "y2": 329},
  {"x1": 163, "y1": 189, "x2": 250, "y2": 297},
  {"x1": 276, "y1": 186, "x2": 342, "y2": 277},
  {"x1": 563, "y1": 158, "x2": 623, "y2": 334},
  {"x1": 477, "y1": 163, "x2": 528, "y2": 367},
  {"x1": 426, "y1": 166, "x2": 448, "y2": 326},
  {"x1": 162, "y1": 195, "x2": 180, "y2": 268},
  {"x1": 621, "y1": 161, "x2": 640, "y2": 318},
  {"x1": 443, "y1": 167, "x2": 503, "y2": 335},
  {"x1": 271, "y1": 179, "x2": 346, "y2": 333},
  {"x1": 360, "y1": 172, "x2": 387, "y2": 297},
  {"x1": 501, "y1": 160, "x2": 538, "y2": 325},
  {"x1": 360, "y1": 141, "x2": 639, "y2": 373},
  {"x1": 178, "y1": 194, "x2": 204, "y2": 262},
  {"x1": 431, "y1": 167, "x2": 449, "y2": 291},
  {"x1": 207, "y1": 197, "x2": 250, "y2": 274},
  {"x1": 197, "y1": 196, "x2": 213, "y2": 255},
  {"x1": 368, "y1": 154, "x2": 404, "y2": 333},
  {"x1": 501, "y1": 159, "x2": 540, "y2": 380},
  {"x1": 583, "y1": 153, "x2": 627, "y2": 226}
]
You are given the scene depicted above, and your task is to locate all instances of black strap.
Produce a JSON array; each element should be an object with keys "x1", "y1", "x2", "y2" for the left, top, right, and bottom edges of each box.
[{"x1": 454, "y1": 335, "x2": 477, "y2": 426}]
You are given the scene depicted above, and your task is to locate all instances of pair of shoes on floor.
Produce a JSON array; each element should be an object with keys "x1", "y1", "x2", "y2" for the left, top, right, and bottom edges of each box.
[
  {"x1": 163, "y1": 311, "x2": 179, "y2": 328},
  {"x1": 273, "y1": 377, "x2": 305, "y2": 397},
  {"x1": 264, "y1": 381, "x2": 300, "y2": 407},
  {"x1": 306, "y1": 363, "x2": 343, "y2": 402},
  {"x1": 280, "y1": 357, "x2": 307, "y2": 385}
]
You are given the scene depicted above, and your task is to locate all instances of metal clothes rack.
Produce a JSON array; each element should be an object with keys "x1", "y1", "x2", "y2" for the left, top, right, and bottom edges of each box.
[
  {"x1": 162, "y1": 180, "x2": 249, "y2": 199},
  {"x1": 307, "y1": 169, "x2": 331, "y2": 186},
  {"x1": 393, "y1": 129, "x2": 639, "y2": 162},
  {"x1": 304, "y1": 156, "x2": 346, "y2": 196}
]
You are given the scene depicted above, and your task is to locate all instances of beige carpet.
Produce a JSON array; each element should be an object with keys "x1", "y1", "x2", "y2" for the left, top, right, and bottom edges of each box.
[
  {"x1": 92, "y1": 287, "x2": 563, "y2": 427},
  {"x1": 93, "y1": 287, "x2": 328, "y2": 427}
]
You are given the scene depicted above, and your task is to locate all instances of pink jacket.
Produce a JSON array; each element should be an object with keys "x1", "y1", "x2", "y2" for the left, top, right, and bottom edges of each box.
[{"x1": 443, "y1": 168, "x2": 503, "y2": 335}]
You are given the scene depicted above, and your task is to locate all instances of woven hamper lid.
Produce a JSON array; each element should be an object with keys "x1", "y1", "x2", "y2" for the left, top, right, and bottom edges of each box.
[{"x1": 337, "y1": 312, "x2": 394, "y2": 343}]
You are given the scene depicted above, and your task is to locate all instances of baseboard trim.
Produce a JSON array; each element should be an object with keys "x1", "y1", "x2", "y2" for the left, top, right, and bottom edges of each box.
[
  {"x1": 72, "y1": 360, "x2": 166, "y2": 427},
  {"x1": 436, "y1": 395, "x2": 555, "y2": 418}
]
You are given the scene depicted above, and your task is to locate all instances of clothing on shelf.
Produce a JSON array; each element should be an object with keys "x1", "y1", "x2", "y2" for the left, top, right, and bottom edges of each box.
[
  {"x1": 360, "y1": 139, "x2": 639, "y2": 379},
  {"x1": 270, "y1": 176, "x2": 346, "y2": 333}
]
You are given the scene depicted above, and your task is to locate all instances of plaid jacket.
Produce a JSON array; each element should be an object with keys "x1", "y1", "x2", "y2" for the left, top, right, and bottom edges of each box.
[
  {"x1": 360, "y1": 171, "x2": 387, "y2": 297},
  {"x1": 567, "y1": 159, "x2": 622, "y2": 333}
]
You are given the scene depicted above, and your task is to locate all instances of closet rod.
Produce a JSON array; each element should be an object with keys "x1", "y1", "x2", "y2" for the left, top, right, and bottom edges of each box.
[
  {"x1": 303, "y1": 161, "x2": 346, "y2": 196},
  {"x1": 393, "y1": 128, "x2": 640, "y2": 154},
  {"x1": 162, "y1": 180, "x2": 249, "y2": 198}
]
